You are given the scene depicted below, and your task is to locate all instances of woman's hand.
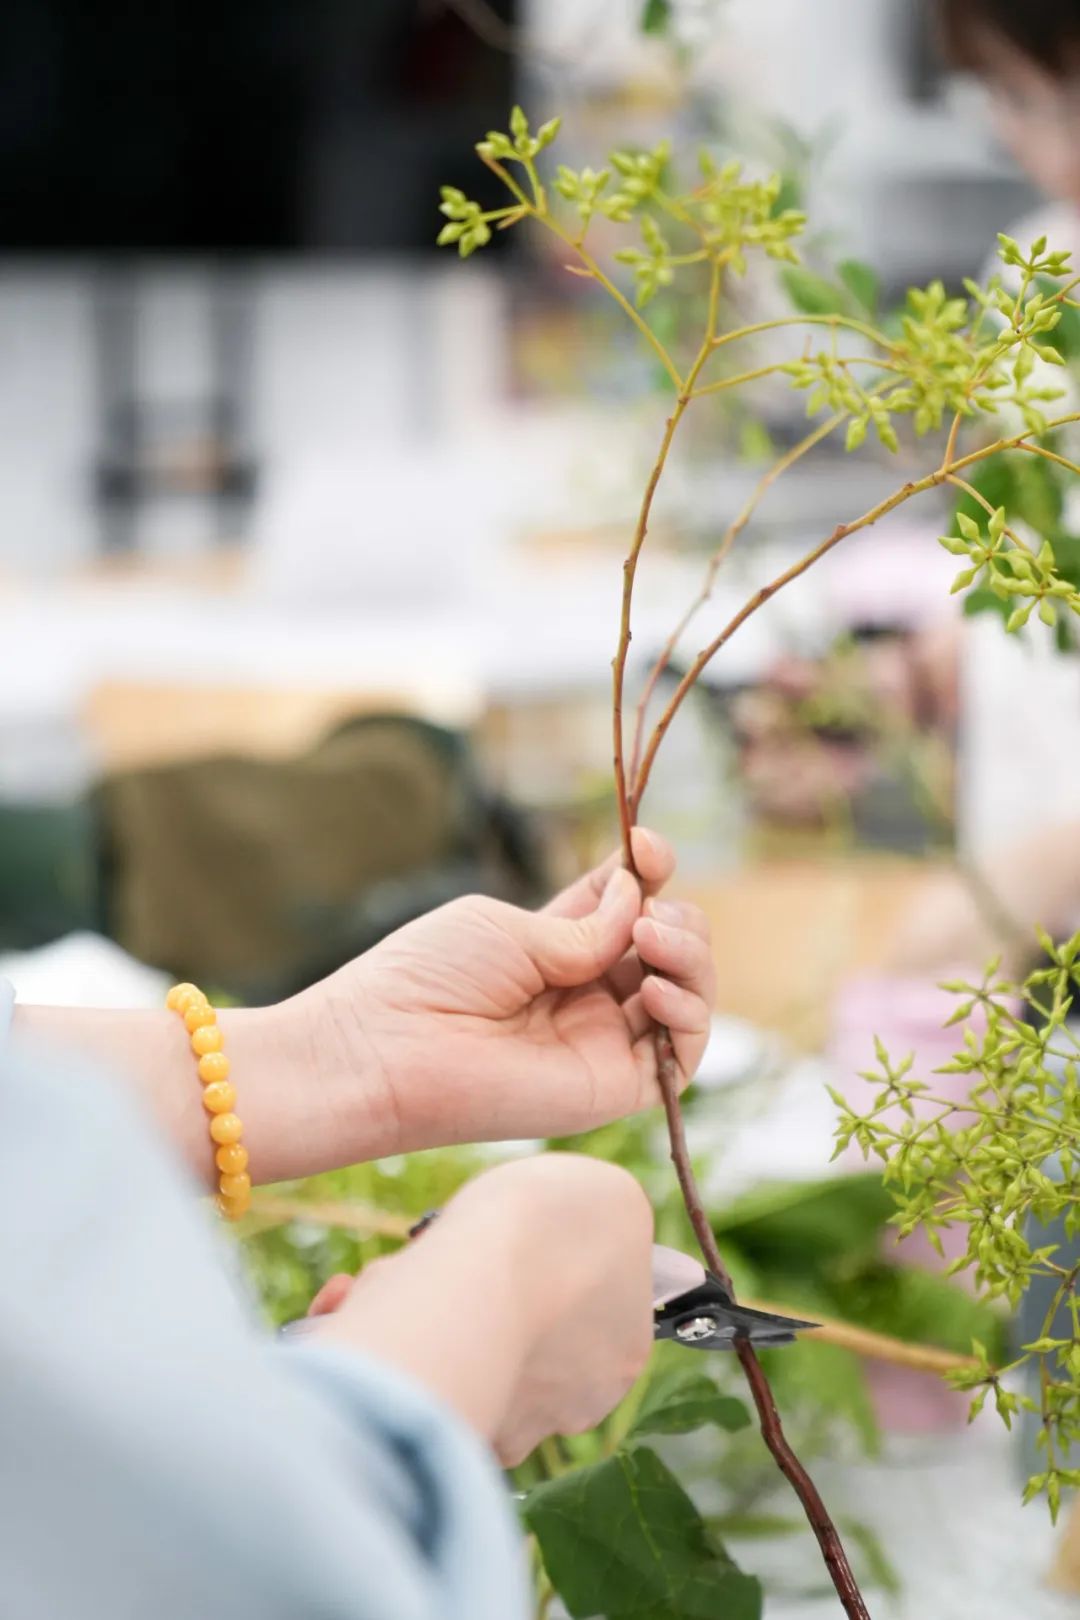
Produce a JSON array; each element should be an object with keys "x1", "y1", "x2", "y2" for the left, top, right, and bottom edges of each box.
[
  {"x1": 303, "y1": 1154, "x2": 656, "y2": 1465},
  {"x1": 12, "y1": 829, "x2": 714, "y2": 1186},
  {"x1": 299, "y1": 826, "x2": 716, "y2": 1159}
]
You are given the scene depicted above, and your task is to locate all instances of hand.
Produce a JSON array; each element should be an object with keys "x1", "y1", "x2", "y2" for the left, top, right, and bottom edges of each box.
[
  {"x1": 303, "y1": 1154, "x2": 656, "y2": 1465},
  {"x1": 300, "y1": 827, "x2": 716, "y2": 1156}
]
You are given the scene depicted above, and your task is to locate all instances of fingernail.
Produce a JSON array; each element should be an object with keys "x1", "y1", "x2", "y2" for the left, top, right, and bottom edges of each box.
[
  {"x1": 635, "y1": 827, "x2": 662, "y2": 858},
  {"x1": 648, "y1": 899, "x2": 684, "y2": 925}
]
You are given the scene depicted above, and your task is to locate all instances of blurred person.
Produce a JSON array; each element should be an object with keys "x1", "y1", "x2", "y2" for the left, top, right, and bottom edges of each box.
[
  {"x1": 941, "y1": 0, "x2": 1080, "y2": 250},
  {"x1": 1, "y1": 828, "x2": 714, "y2": 1620},
  {"x1": 873, "y1": 2, "x2": 1080, "y2": 975}
]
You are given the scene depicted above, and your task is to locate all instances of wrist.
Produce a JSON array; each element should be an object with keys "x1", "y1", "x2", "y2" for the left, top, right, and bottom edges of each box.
[{"x1": 263, "y1": 972, "x2": 404, "y2": 1174}]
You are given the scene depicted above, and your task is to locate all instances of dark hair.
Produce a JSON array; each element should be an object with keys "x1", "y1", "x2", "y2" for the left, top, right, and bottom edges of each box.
[{"x1": 940, "y1": 0, "x2": 1080, "y2": 75}]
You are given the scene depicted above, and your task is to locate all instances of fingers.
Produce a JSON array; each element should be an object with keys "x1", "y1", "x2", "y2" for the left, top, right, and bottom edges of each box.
[
  {"x1": 542, "y1": 827, "x2": 676, "y2": 920},
  {"x1": 642, "y1": 895, "x2": 710, "y2": 942},
  {"x1": 633, "y1": 914, "x2": 715, "y2": 1000},
  {"x1": 520, "y1": 867, "x2": 642, "y2": 988},
  {"x1": 629, "y1": 906, "x2": 716, "y2": 1083},
  {"x1": 307, "y1": 1273, "x2": 354, "y2": 1318}
]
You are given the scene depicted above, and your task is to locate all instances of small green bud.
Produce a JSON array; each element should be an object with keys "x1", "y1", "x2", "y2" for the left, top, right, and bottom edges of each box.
[{"x1": 845, "y1": 417, "x2": 868, "y2": 452}]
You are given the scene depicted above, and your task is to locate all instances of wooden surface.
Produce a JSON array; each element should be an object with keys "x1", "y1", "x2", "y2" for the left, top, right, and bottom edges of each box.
[
  {"x1": 83, "y1": 681, "x2": 429, "y2": 771},
  {"x1": 672, "y1": 855, "x2": 948, "y2": 1048}
]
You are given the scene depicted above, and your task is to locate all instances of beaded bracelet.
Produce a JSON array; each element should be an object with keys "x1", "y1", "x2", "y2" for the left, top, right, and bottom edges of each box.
[{"x1": 166, "y1": 982, "x2": 251, "y2": 1220}]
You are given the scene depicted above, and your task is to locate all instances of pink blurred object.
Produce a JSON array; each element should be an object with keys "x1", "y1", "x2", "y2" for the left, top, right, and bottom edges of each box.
[
  {"x1": 819, "y1": 523, "x2": 957, "y2": 630},
  {"x1": 829, "y1": 970, "x2": 1015, "y2": 1434}
]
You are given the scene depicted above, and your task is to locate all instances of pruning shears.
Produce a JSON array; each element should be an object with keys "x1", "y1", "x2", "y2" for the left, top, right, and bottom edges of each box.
[
  {"x1": 650, "y1": 1243, "x2": 817, "y2": 1350},
  {"x1": 280, "y1": 1213, "x2": 817, "y2": 1351},
  {"x1": 410, "y1": 1212, "x2": 817, "y2": 1353}
]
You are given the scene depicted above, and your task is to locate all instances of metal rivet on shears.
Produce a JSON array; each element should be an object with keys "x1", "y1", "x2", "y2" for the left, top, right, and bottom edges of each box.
[{"x1": 675, "y1": 1317, "x2": 716, "y2": 1343}]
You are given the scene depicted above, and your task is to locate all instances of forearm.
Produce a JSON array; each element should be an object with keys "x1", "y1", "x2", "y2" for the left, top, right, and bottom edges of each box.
[{"x1": 10, "y1": 999, "x2": 398, "y2": 1187}]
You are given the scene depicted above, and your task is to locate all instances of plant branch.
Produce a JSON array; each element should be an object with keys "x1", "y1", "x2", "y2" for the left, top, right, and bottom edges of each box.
[
  {"x1": 245, "y1": 1193, "x2": 414, "y2": 1239},
  {"x1": 708, "y1": 313, "x2": 898, "y2": 358},
  {"x1": 1016, "y1": 441, "x2": 1080, "y2": 480},
  {"x1": 632, "y1": 464, "x2": 946, "y2": 807},
  {"x1": 627, "y1": 406, "x2": 863, "y2": 792},
  {"x1": 639, "y1": 1002, "x2": 870, "y2": 1618},
  {"x1": 946, "y1": 473, "x2": 1033, "y2": 554},
  {"x1": 545, "y1": 215, "x2": 685, "y2": 392},
  {"x1": 610, "y1": 261, "x2": 721, "y2": 863},
  {"x1": 632, "y1": 414, "x2": 1080, "y2": 809}
]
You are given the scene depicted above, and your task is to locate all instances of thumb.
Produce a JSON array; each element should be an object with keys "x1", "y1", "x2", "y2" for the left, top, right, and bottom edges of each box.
[{"x1": 518, "y1": 867, "x2": 641, "y2": 989}]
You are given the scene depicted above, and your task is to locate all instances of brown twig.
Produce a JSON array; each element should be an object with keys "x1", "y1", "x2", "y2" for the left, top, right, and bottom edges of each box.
[
  {"x1": 246, "y1": 1193, "x2": 414, "y2": 1240},
  {"x1": 246, "y1": 1189, "x2": 977, "y2": 1378},
  {"x1": 623, "y1": 831, "x2": 871, "y2": 1617},
  {"x1": 632, "y1": 464, "x2": 953, "y2": 809},
  {"x1": 625, "y1": 409, "x2": 849, "y2": 791},
  {"x1": 611, "y1": 260, "x2": 723, "y2": 865}
]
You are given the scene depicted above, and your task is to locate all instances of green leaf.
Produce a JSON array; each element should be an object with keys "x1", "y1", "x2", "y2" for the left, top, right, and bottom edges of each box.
[
  {"x1": 640, "y1": 0, "x2": 672, "y2": 34},
  {"x1": 963, "y1": 586, "x2": 1011, "y2": 623},
  {"x1": 631, "y1": 1363, "x2": 751, "y2": 1438},
  {"x1": 838, "y1": 259, "x2": 880, "y2": 315},
  {"x1": 713, "y1": 1174, "x2": 894, "y2": 1266},
  {"x1": 525, "y1": 1446, "x2": 762, "y2": 1620},
  {"x1": 1052, "y1": 535, "x2": 1080, "y2": 590},
  {"x1": 780, "y1": 266, "x2": 849, "y2": 317}
]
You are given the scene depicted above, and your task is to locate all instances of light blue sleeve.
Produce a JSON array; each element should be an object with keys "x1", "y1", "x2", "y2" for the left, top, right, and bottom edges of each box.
[{"x1": 0, "y1": 1024, "x2": 528, "y2": 1620}]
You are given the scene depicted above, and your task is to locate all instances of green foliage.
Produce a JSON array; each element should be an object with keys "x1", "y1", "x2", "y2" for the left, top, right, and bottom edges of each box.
[
  {"x1": 242, "y1": 1149, "x2": 482, "y2": 1327},
  {"x1": 780, "y1": 267, "x2": 850, "y2": 318},
  {"x1": 835, "y1": 937, "x2": 1080, "y2": 1518},
  {"x1": 938, "y1": 504, "x2": 1080, "y2": 633},
  {"x1": 524, "y1": 1446, "x2": 762, "y2": 1620},
  {"x1": 639, "y1": 0, "x2": 673, "y2": 34},
  {"x1": 630, "y1": 1361, "x2": 751, "y2": 1438},
  {"x1": 714, "y1": 1174, "x2": 895, "y2": 1266},
  {"x1": 838, "y1": 259, "x2": 880, "y2": 317},
  {"x1": 427, "y1": 108, "x2": 1080, "y2": 1602}
]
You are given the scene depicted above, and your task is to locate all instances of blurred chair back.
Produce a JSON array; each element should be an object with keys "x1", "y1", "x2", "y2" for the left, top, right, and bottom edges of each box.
[{"x1": 99, "y1": 712, "x2": 543, "y2": 1002}]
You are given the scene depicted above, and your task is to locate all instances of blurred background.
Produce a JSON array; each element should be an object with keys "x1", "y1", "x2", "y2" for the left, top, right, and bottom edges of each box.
[{"x1": 5, "y1": 1, "x2": 1080, "y2": 1614}]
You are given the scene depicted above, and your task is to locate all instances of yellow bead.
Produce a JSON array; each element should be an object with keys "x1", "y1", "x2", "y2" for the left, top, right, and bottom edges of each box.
[
  {"x1": 202, "y1": 1080, "x2": 237, "y2": 1115},
  {"x1": 191, "y1": 1024, "x2": 224, "y2": 1056},
  {"x1": 215, "y1": 1143, "x2": 249, "y2": 1175},
  {"x1": 209, "y1": 1112, "x2": 244, "y2": 1146},
  {"x1": 197, "y1": 1051, "x2": 230, "y2": 1084},
  {"x1": 185, "y1": 1002, "x2": 217, "y2": 1034},
  {"x1": 219, "y1": 1171, "x2": 251, "y2": 1200},
  {"x1": 166, "y1": 982, "x2": 201, "y2": 1012},
  {"x1": 217, "y1": 1192, "x2": 251, "y2": 1220}
]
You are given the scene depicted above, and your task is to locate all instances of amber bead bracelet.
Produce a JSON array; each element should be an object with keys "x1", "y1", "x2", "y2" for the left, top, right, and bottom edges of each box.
[{"x1": 166, "y1": 983, "x2": 251, "y2": 1220}]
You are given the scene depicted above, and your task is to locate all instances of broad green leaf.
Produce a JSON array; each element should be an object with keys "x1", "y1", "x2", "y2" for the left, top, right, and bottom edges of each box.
[
  {"x1": 524, "y1": 1446, "x2": 762, "y2": 1620},
  {"x1": 951, "y1": 449, "x2": 1061, "y2": 545},
  {"x1": 838, "y1": 258, "x2": 880, "y2": 315},
  {"x1": 764, "y1": 1338, "x2": 881, "y2": 1457},
  {"x1": 829, "y1": 1260, "x2": 1006, "y2": 1360},
  {"x1": 962, "y1": 586, "x2": 1011, "y2": 623},
  {"x1": 713, "y1": 1174, "x2": 894, "y2": 1265},
  {"x1": 631, "y1": 1362, "x2": 751, "y2": 1438},
  {"x1": 780, "y1": 266, "x2": 849, "y2": 317},
  {"x1": 1051, "y1": 535, "x2": 1080, "y2": 590},
  {"x1": 639, "y1": 0, "x2": 672, "y2": 34}
]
